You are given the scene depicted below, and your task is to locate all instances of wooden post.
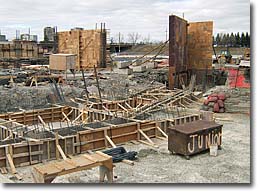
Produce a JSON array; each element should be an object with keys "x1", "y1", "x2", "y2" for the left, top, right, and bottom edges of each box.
[
  {"x1": 156, "y1": 126, "x2": 168, "y2": 139},
  {"x1": 55, "y1": 132, "x2": 60, "y2": 160}
]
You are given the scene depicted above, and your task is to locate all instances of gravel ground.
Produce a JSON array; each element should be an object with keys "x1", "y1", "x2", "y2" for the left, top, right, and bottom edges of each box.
[{"x1": 2, "y1": 112, "x2": 250, "y2": 184}]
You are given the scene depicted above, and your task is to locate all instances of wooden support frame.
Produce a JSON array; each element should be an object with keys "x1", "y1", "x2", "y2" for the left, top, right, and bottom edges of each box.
[
  {"x1": 138, "y1": 129, "x2": 158, "y2": 148},
  {"x1": 57, "y1": 144, "x2": 67, "y2": 160},
  {"x1": 72, "y1": 112, "x2": 83, "y2": 124},
  {"x1": 62, "y1": 112, "x2": 71, "y2": 123},
  {"x1": 156, "y1": 126, "x2": 168, "y2": 139},
  {"x1": 61, "y1": 109, "x2": 73, "y2": 122}
]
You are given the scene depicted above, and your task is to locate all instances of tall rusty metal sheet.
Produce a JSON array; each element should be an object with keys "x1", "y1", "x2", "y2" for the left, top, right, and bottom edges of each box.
[{"x1": 168, "y1": 15, "x2": 188, "y2": 89}]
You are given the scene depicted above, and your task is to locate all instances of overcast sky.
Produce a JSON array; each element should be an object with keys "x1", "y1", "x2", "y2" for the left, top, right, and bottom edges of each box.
[{"x1": 0, "y1": 0, "x2": 250, "y2": 42}]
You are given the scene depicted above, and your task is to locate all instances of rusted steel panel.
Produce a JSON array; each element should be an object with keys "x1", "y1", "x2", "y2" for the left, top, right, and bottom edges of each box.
[
  {"x1": 168, "y1": 120, "x2": 222, "y2": 157},
  {"x1": 169, "y1": 15, "x2": 188, "y2": 89}
]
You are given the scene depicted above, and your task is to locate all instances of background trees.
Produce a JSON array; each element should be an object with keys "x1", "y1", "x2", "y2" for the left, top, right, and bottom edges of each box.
[{"x1": 213, "y1": 32, "x2": 250, "y2": 47}]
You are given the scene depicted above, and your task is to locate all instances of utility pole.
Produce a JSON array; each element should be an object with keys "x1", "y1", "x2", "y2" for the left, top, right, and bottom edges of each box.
[
  {"x1": 165, "y1": 28, "x2": 168, "y2": 42},
  {"x1": 118, "y1": 32, "x2": 121, "y2": 53}
]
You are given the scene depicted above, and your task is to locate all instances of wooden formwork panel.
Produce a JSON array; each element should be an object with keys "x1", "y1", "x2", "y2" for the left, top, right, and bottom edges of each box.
[
  {"x1": 0, "y1": 106, "x2": 71, "y2": 125},
  {"x1": 0, "y1": 128, "x2": 11, "y2": 140},
  {"x1": 0, "y1": 141, "x2": 43, "y2": 168},
  {"x1": 136, "y1": 97, "x2": 153, "y2": 106},
  {"x1": 187, "y1": 21, "x2": 213, "y2": 70},
  {"x1": 110, "y1": 124, "x2": 138, "y2": 144},
  {"x1": 0, "y1": 147, "x2": 6, "y2": 167},
  {"x1": 78, "y1": 128, "x2": 107, "y2": 152},
  {"x1": 87, "y1": 111, "x2": 112, "y2": 122},
  {"x1": 0, "y1": 42, "x2": 44, "y2": 58},
  {"x1": 58, "y1": 29, "x2": 106, "y2": 69}
]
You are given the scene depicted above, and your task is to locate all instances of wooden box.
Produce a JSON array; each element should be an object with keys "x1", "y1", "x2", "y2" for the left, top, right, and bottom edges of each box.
[
  {"x1": 168, "y1": 120, "x2": 222, "y2": 159},
  {"x1": 49, "y1": 54, "x2": 76, "y2": 70}
]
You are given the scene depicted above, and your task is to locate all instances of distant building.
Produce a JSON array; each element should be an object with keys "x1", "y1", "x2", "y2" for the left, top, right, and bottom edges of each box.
[
  {"x1": 0, "y1": 35, "x2": 7, "y2": 42},
  {"x1": 44, "y1": 27, "x2": 56, "y2": 42},
  {"x1": 20, "y1": 34, "x2": 38, "y2": 42},
  {"x1": 71, "y1": 27, "x2": 84, "y2": 31}
]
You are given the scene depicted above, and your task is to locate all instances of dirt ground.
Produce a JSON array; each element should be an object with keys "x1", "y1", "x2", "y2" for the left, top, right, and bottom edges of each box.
[{"x1": 2, "y1": 112, "x2": 250, "y2": 184}]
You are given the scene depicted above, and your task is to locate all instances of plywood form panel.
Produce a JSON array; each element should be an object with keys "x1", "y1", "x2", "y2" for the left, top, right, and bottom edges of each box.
[
  {"x1": 58, "y1": 29, "x2": 106, "y2": 69},
  {"x1": 187, "y1": 21, "x2": 213, "y2": 70}
]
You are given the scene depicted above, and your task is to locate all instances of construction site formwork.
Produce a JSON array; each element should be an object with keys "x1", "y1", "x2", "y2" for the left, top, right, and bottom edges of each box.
[
  {"x1": 0, "y1": 104, "x2": 202, "y2": 170},
  {"x1": 58, "y1": 28, "x2": 107, "y2": 70},
  {"x1": 0, "y1": 41, "x2": 46, "y2": 59},
  {"x1": 187, "y1": 21, "x2": 213, "y2": 86}
]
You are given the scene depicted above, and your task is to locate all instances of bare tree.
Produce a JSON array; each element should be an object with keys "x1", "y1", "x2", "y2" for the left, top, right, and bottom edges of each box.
[
  {"x1": 142, "y1": 34, "x2": 151, "y2": 44},
  {"x1": 128, "y1": 32, "x2": 141, "y2": 45}
]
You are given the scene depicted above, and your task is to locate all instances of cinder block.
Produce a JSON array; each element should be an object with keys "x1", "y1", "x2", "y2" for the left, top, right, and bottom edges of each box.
[
  {"x1": 143, "y1": 62, "x2": 156, "y2": 70},
  {"x1": 132, "y1": 65, "x2": 146, "y2": 73},
  {"x1": 131, "y1": 59, "x2": 143, "y2": 66},
  {"x1": 114, "y1": 68, "x2": 133, "y2": 75},
  {"x1": 117, "y1": 61, "x2": 130, "y2": 69}
]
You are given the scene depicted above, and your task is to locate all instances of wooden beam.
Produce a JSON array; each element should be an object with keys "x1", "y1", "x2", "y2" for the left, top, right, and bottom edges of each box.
[
  {"x1": 122, "y1": 159, "x2": 134, "y2": 166},
  {"x1": 37, "y1": 115, "x2": 47, "y2": 127},
  {"x1": 135, "y1": 102, "x2": 142, "y2": 109},
  {"x1": 125, "y1": 102, "x2": 133, "y2": 109},
  {"x1": 117, "y1": 103, "x2": 128, "y2": 112},
  {"x1": 156, "y1": 126, "x2": 168, "y2": 138},
  {"x1": 105, "y1": 135, "x2": 116, "y2": 148},
  {"x1": 57, "y1": 145, "x2": 67, "y2": 160},
  {"x1": 61, "y1": 109, "x2": 73, "y2": 121},
  {"x1": 72, "y1": 112, "x2": 83, "y2": 124},
  {"x1": 138, "y1": 140, "x2": 158, "y2": 148},
  {"x1": 156, "y1": 136, "x2": 168, "y2": 141},
  {"x1": 184, "y1": 97, "x2": 201, "y2": 105},
  {"x1": 6, "y1": 154, "x2": 16, "y2": 174},
  {"x1": 55, "y1": 132, "x2": 60, "y2": 160},
  {"x1": 62, "y1": 112, "x2": 71, "y2": 123},
  {"x1": 138, "y1": 129, "x2": 155, "y2": 145}
]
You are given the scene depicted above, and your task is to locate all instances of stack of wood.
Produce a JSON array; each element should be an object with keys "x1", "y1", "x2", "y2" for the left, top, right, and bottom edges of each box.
[{"x1": 203, "y1": 92, "x2": 226, "y2": 113}]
